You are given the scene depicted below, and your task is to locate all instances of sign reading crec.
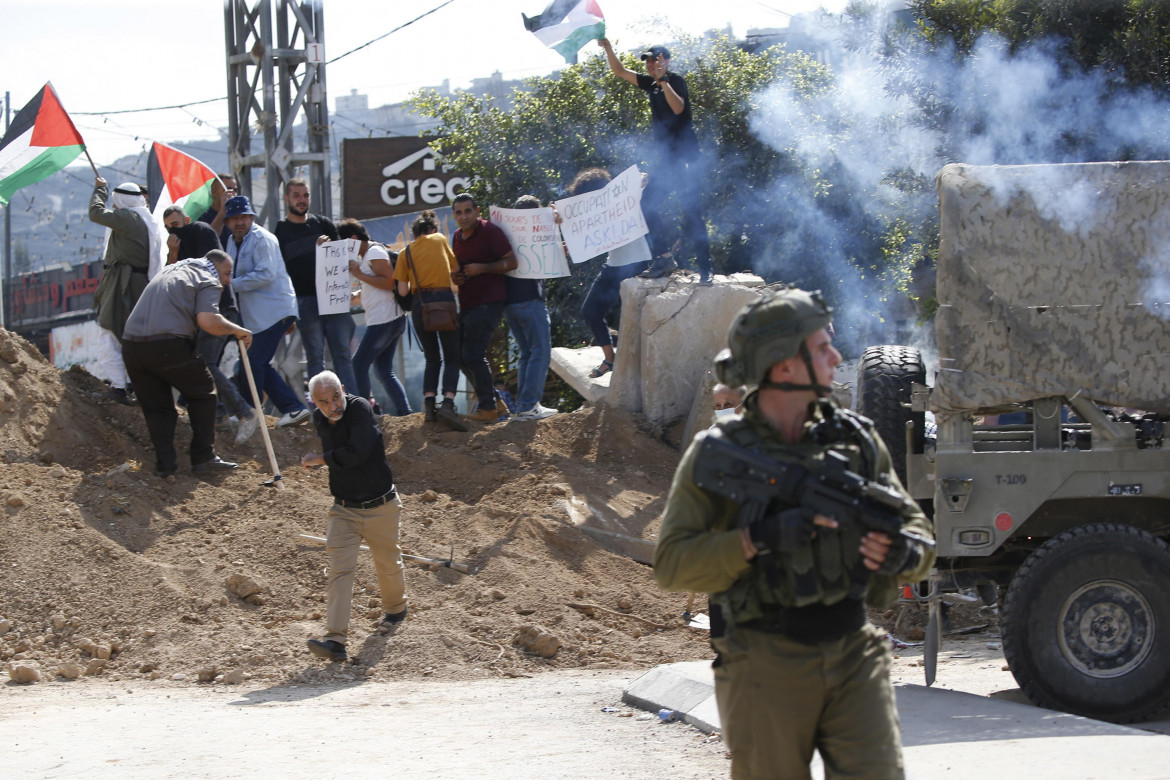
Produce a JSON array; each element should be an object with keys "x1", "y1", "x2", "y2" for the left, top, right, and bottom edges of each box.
[{"x1": 342, "y1": 136, "x2": 472, "y2": 221}]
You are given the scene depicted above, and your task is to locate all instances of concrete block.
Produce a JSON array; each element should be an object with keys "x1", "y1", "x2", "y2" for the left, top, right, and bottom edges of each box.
[
  {"x1": 623, "y1": 661, "x2": 721, "y2": 733},
  {"x1": 636, "y1": 281, "x2": 761, "y2": 425},
  {"x1": 550, "y1": 345, "x2": 610, "y2": 404}
]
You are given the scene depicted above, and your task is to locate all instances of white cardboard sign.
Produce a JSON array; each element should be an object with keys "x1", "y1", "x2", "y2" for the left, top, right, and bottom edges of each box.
[
  {"x1": 316, "y1": 239, "x2": 359, "y2": 314},
  {"x1": 488, "y1": 206, "x2": 570, "y2": 279},
  {"x1": 552, "y1": 165, "x2": 648, "y2": 263}
]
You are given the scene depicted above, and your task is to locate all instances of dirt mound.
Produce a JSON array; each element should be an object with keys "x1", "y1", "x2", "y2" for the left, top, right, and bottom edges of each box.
[{"x1": 0, "y1": 327, "x2": 716, "y2": 685}]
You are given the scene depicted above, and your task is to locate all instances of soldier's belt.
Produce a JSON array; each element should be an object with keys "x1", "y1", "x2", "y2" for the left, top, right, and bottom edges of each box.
[{"x1": 739, "y1": 597, "x2": 866, "y2": 644}]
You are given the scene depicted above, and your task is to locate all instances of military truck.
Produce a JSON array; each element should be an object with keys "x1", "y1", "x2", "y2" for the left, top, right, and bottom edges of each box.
[{"x1": 856, "y1": 162, "x2": 1170, "y2": 723}]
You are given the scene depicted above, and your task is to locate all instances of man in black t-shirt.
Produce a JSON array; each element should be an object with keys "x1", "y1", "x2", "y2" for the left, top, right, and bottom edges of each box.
[
  {"x1": 274, "y1": 178, "x2": 358, "y2": 394},
  {"x1": 599, "y1": 38, "x2": 712, "y2": 284}
]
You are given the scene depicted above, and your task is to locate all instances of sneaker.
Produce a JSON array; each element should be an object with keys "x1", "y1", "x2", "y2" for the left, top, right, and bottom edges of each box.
[
  {"x1": 277, "y1": 408, "x2": 311, "y2": 427},
  {"x1": 380, "y1": 607, "x2": 408, "y2": 628},
  {"x1": 515, "y1": 403, "x2": 558, "y2": 421},
  {"x1": 435, "y1": 402, "x2": 469, "y2": 432},
  {"x1": 192, "y1": 456, "x2": 238, "y2": 474},
  {"x1": 235, "y1": 413, "x2": 260, "y2": 444},
  {"x1": 638, "y1": 256, "x2": 678, "y2": 279},
  {"x1": 307, "y1": 638, "x2": 347, "y2": 662}
]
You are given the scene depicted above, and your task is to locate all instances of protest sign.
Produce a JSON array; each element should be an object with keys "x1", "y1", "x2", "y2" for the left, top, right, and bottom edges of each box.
[
  {"x1": 553, "y1": 165, "x2": 648, "y2": 263},
  {"x1": 316, "y1": 238, "x2": 359, "y2": 315},
  {"x1": 488, "y1": 206, "x2": 570, "y2": 279}
]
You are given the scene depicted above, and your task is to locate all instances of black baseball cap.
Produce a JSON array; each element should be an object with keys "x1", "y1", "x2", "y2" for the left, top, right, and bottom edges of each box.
[{"x1": 639, "y1": 45, "x2": 670, "y2": 61}]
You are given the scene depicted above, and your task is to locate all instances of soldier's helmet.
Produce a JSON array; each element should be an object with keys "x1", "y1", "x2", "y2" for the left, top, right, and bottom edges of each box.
[{"x1": 714, "y1": 287, "x2": 833, "y2": 388}]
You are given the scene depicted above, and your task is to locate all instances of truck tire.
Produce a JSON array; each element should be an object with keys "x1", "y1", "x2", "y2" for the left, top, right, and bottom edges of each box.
[
  {"x1": 1001, "y1": 523, "x2": 1170, "y2": 722},
  {"x1": 854, "y1": 345, "x2": 925, "y2": 486}
]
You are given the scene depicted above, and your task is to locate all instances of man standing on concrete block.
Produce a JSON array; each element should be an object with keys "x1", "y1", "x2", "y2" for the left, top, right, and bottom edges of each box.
[
  {"x1": 276, "y1": 178, "x2": 358, "y2": 394},
  {"x1": 302, "y1": 370, "x2": 408, "y2": 663},
  {"x1": 451, "y1": 193, "x2": 518, "y2": 422},
  {"x1": 599, "y1": 38, "x2": 711, "y2": 284},
  {"x1": 654, "y1": 288, "x2": 934, "y2": 779}
]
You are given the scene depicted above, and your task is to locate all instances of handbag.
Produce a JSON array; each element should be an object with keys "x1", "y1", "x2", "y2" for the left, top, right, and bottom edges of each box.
[{"x1": 405, "y1": 245, "x2": 458, "y2": 332}]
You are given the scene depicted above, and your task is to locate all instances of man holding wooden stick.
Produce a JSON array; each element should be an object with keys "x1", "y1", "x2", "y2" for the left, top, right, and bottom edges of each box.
[{"x1": 302, "y1": 370, "x2": 408, "y2": 663}]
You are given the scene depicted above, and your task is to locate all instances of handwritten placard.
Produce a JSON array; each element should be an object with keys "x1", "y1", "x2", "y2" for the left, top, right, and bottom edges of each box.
[
  {"x1": 488, "y1": 206, "x2": 570, "y2": 279},
  {"x1": 553, "y1": 165, "x2": 648, "y2": 263},
  {"x1": 316, "y1": 239, "x2": 359, "y2": 314}
]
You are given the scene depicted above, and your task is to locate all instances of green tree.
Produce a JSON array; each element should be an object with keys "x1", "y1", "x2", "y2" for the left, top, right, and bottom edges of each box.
[{"x1": 411, "y1": 34, "x2": 855, "y2": 386}]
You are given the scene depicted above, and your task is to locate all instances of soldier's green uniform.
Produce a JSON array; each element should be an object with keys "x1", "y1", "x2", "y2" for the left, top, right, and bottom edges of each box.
[{"x1": 654, "y1": 289, "x2": 934, "y2": 780}]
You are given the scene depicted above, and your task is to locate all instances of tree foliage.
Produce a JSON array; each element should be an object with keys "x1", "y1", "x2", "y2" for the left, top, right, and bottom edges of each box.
[{"x1": 912, "y1": 0, "x2": 1170, "y2": 87}]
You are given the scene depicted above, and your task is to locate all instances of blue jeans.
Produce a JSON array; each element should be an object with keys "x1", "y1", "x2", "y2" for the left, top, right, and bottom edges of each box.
[
  {"x1": 196, "y1": 330, "x2": 252, "y2": 418},
  {"x1": 460, "y1": 301, "x2": 505, "y2": 411},
  {"x1": 504, "y1": 298, "x2": 551, "y2": 411},
  {"x1": 581, "y1": 261, "x2": 650, "y2": 347},
  {"x1": 353, "y1": 316, "x2": 411, "y2": 416},
  {"x1": 235, "y1": 316, "x2": 306, "y2": 415},
  {"x1": 297, "y1": 295, "x2": 359, "y2": 392}
]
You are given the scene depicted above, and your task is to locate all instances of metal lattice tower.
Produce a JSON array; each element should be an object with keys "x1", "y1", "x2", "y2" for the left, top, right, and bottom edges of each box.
[{"x1": 224, "y1": 0, "x2": 332, "y2": 228}]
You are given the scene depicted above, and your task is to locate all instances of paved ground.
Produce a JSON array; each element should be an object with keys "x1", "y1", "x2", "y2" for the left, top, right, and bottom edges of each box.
[{"x1": 5, "y1": 665, "x2": 1170, "y2": 779}]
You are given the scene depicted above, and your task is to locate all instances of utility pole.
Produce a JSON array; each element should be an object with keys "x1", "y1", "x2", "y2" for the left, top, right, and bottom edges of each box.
[{"x1": 224, "y1": 0, "x2": 332, "y2": 229}]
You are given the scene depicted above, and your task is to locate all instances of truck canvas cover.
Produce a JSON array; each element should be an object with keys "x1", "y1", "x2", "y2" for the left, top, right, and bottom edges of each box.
[{"x1": 933, "y1": 161, "x2": 1170, "y2": 417}]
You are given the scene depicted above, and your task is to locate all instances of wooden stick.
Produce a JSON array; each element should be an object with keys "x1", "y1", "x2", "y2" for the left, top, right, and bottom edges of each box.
[
  {"x1": 297, "y1": 533, "x2": 472, "y2": 574},
  {"x1": 565, "y1": 602, "x2": 673, "y2": 630},
  {"x1": 83, "y1": 149, "x2": 100, "y2": 178},
  {"x1": 238, "y1": 340, "x2": 282, "y2": 488}
]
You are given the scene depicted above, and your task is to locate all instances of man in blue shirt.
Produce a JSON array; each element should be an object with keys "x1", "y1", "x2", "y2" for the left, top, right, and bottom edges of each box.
[{"x1": 223, "y1": 195, "x2": 311, "y2": 427}]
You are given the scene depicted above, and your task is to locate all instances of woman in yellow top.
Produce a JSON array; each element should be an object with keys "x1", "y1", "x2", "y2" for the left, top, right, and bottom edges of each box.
[{"x1": 393, "y1": 210, "x2": 466, "y2": 431}]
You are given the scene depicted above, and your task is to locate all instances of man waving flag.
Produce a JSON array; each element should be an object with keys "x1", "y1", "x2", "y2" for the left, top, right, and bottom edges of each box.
[
  {"x1": 146, "y1": 142, "x2": 221, "y2": 223},
  {"x1": 523, "y1": 0, "x2": 605, "y2": 64},
  {"x1": 0, "y1": 83, "x2": 86, "y2": 206}
]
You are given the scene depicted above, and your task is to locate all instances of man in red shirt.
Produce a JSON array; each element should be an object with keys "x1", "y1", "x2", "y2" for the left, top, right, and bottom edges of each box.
[{"x1": 451, "y1": 193, "x2": 517, "y2": 422}]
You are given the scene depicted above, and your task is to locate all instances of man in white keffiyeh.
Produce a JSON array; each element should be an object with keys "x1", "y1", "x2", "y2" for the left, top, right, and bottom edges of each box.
[{"x1": 89, "y1": 177, "x2": 164, "y2": 405}]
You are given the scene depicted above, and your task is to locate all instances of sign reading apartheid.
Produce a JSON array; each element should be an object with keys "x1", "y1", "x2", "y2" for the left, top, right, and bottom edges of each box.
[
  {"x1": 488, "y1": 206, "x2": 570, "y2": 279},
  {"x1": 315, "y1": 239, "x2": 359, "y2": 315},
  {"x1": 552, "y1": 165, "x2": 648, "y2": 263}
]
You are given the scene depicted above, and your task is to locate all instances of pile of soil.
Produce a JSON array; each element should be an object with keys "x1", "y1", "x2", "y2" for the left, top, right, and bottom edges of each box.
[
  {"x1": 0, "y1": 327, "x2": 712, "y2": 686},
  {"x1": 0, "y1": 327, "x2": 982, "y2": 688}
]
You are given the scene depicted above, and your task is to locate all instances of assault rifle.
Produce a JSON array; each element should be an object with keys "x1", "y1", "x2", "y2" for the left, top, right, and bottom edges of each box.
[{"x1": 692, "y1": 428, "x2": 931, "y2": 594}]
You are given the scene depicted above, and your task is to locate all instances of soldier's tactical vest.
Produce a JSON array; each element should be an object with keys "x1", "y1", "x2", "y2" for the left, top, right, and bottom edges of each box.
[{"x1": 708, "y1": 401, "x2": 891, "y2": 627}]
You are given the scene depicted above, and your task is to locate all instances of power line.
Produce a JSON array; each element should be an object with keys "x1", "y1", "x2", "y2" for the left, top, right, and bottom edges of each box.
[
  {"x1": 66, "y1": 1, "x2": 456, "y2": 120},
  {"x1": 327, "y1": 1, "x2": 455, "y2": 64}
]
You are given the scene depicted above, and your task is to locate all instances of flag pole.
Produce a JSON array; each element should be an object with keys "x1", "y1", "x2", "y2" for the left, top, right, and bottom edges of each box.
[{"x1": 83, "y1": 148, "x2": 99, "y2": 178}]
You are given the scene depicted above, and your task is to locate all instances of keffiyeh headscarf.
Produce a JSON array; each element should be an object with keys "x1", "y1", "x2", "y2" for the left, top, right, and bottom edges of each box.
[{"x1": 104, "y1": 182, "x2": 164, "y2": 279}]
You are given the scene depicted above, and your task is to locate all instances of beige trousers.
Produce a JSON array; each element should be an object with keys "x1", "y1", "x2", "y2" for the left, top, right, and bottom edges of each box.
[
  {"x1": 323, "y1": 497, "x2": 408, "y2": 643},
  {"x1": 713, "y1": 622, "x2": 903, "y2": 780}
]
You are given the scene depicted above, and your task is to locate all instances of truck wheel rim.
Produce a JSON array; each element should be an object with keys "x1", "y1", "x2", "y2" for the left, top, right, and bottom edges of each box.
[{"x1": 1058, "y1": 579, "x2": 1153, "y2": 679}]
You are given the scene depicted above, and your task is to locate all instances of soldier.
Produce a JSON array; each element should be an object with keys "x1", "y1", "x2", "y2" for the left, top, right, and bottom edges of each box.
[{"x1": 654, "y1": 287, "x2": 935, "y2": 779}]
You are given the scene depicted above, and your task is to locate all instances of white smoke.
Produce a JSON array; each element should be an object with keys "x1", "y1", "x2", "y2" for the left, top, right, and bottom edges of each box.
[{"x1": 740, "y1": 9, "x2": 1170, "y2": 345}]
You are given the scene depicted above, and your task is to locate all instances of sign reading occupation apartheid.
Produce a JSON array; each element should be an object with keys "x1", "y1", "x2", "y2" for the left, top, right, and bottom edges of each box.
[
  {"x1": 552, "y1": 164, "x2": 647, "y2": 263},
  {"x1": 315, "y1": 238, "x2": 359, "y2": 315},
  {"x1": 488, "y1": 206, "x2": 570, "y2": 279}
]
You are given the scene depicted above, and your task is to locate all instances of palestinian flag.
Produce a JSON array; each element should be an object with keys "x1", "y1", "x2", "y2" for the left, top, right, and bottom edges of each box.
[
  {"x1": 146, "y1": 142, "x2": 220, "y2": 223},
  {"x1": 523, "y1": 0, "x2": 605, "y2": 64},
  {"x1": 0, "y1": 83, "x2": 85, "y2": 206}
]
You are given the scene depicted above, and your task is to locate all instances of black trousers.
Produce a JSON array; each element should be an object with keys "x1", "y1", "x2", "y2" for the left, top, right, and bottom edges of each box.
[{"x1": 123, "y1": 338, "x2": 217, "y2": 472}]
